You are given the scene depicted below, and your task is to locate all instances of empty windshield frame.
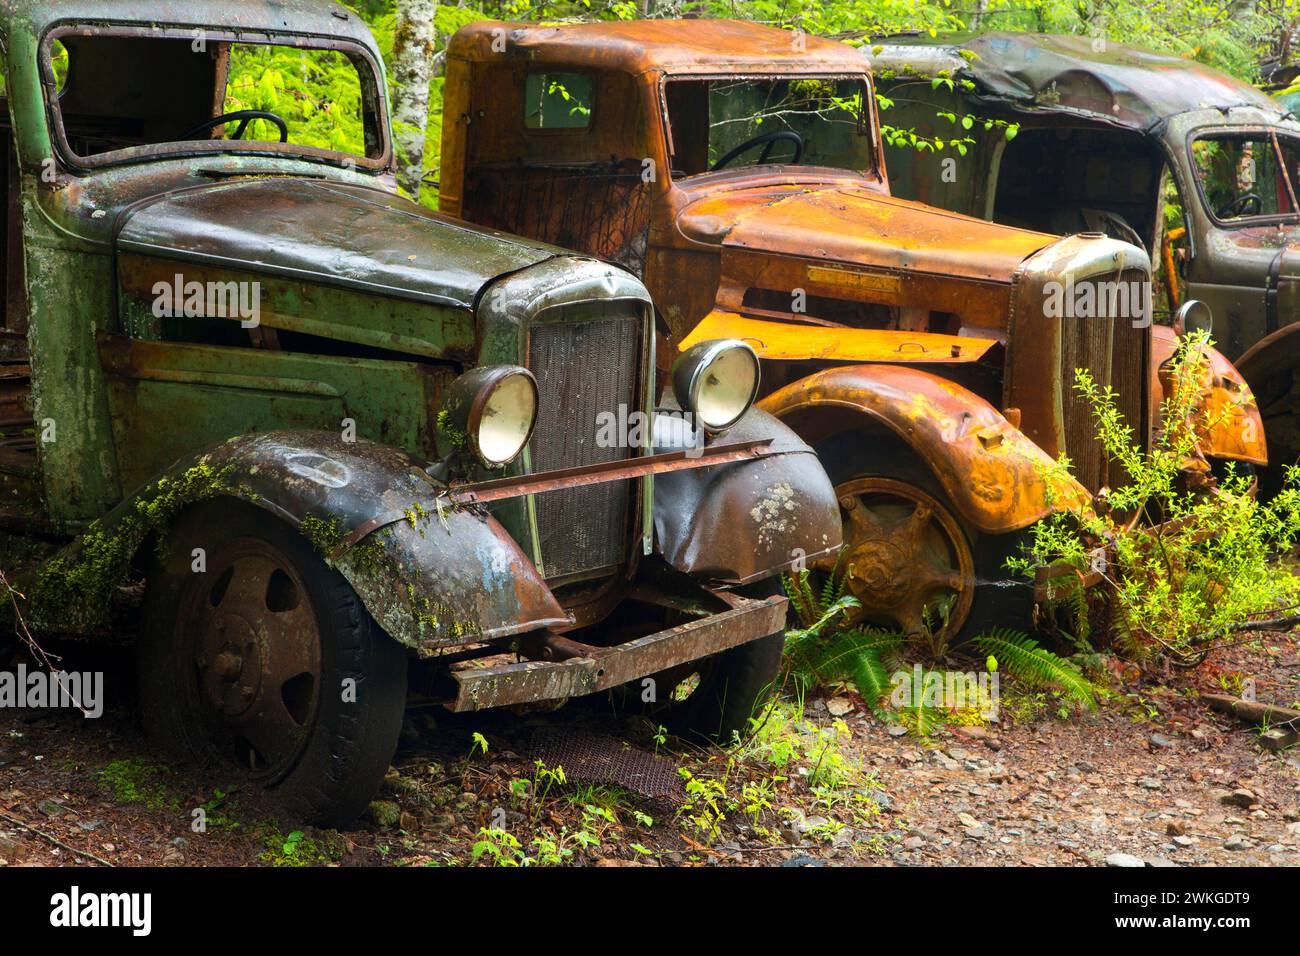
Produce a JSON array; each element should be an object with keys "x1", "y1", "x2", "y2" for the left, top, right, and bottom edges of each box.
[
  {"x1": 659, "y1": 72, "x2": 878, "y2": 182},
  {"x1": 39, "y1": 23, "x2": 391, "y2": 173}
]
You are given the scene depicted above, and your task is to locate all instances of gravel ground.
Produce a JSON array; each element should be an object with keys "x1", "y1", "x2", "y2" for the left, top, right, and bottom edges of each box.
[{"x1": 1, "y1": 629, "x2": 1297, "y2": 868}]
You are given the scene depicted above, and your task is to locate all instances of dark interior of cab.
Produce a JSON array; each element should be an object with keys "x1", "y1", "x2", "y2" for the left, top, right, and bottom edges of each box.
[{"x1": 992, "y1": 126, "x2": 1166, "y2": 252}]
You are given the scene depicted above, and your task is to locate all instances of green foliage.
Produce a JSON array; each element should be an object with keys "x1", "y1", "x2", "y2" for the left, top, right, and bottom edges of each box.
[
  {"x1": 27, "y1": 462, "x2": 235, "y2": 632},
  {"x1": 257, "y1": 824, "x2": 344, "y2": 866},
  {"x1": 972, "y1": 629, "x2": 1100, "y2": 709},
  {"x1": 99, "y1": 759, "x2": 178, "y2": 810},
  {"x1": 781, "y1": 568, "x2": 904, "y2": 710},
  {"x1": 1012, "y1": 331, "x2": 1300, "y2": 666}
]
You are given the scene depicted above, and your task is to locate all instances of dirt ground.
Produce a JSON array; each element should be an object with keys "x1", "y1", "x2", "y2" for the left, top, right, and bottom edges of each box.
[{"x1": 1, "y1": 628, "x2": 1298, "y2": 868}]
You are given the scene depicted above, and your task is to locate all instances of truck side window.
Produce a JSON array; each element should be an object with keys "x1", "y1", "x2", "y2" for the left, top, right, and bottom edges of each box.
[
  {"x1": 523, "y1": 73, "x2": 593, "y2": 130},
  {"x1": 1191, "y1": 134, "x2": 1300, "y2": 222}
]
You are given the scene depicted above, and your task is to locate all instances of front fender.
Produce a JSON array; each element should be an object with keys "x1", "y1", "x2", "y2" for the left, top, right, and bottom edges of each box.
[
  {"x1": 757, "y1": 364, "x2": 1091, "y2": 534},
  {"x1": 28, "y1": 430, "x2": 567, "y2": 649},
  {"x1": 652, "y1": 408, "x2": 842, "y2": 584},
  {"x1": 1152, "y1": 326, "x2": 1268, "y2": 466}
]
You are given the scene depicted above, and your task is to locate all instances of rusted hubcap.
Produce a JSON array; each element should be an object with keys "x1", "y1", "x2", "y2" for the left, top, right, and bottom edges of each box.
[
  {"x1": 817, "y1": 478, "x2": 974, "y2": 639},
  {"x1": 181, "y1": 542, "x2": 322, "y2": 777}
]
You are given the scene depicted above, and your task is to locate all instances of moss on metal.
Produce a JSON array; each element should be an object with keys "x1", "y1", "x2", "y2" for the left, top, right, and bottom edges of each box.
[{"x1": 26, "y1": 462, "x2": 236, "y2": 633}]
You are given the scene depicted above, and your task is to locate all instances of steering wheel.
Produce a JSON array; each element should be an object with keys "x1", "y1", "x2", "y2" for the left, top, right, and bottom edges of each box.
[
  {"x1": 712, "y1": 130, "x2": 805, "y2": 171},
  {"x1": 1217, "y1": 193, "x2": 1261, "y2": 219},
  {"x1": 180, "y1": 110, "x2": 289, "y2": 144}
]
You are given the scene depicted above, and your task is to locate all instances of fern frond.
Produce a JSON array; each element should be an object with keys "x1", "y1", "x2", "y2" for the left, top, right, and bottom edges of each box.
[
  {"x1": 786, "y1": 627, "x2": 903, "y2": 700},
  {"x1": 893, "y1": 704, "x2": 942, "y2": 738},
  {"x1": 785, "y1": 594, "x2": 860, "y2": 643},
  {"x1": 1110, "y1": 605, "x2": 1149, "y2": 664},
  {"x1": 972, "y1": 628, "x2": 1099, "y2": 710},
  {"x1": 782, "y1": 570, "x2": 817, "y2": 628},
  {"x1": 819, "y1": 552, "x2": 850, "y2": 609}
]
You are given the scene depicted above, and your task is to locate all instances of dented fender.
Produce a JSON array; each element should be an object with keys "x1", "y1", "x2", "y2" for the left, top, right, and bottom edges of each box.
[
  {"x1": 100, "y1": 431, "x2": 566, "y2": 652},
  {"x1": 652, "y1": 408, "x2": 842, "y2": 584},
  {"x1": 757, "y1": 365, "x2": 1091, "y2": 534},
  {"x1": 1152, "y1": 326, "x2": 1268, "y2": 466}
]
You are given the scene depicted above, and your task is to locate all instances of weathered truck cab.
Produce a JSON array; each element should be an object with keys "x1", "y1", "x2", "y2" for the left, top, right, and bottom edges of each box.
[
  {"x1": 0, "y1": 1, "x2": 841, "y2": 823},
  {"x1": 441, "y1": 19, "x2": 1264, "y2": 644},
  {"x1": 870, "y1": 33, "x2": 1281, "y2": 484}
]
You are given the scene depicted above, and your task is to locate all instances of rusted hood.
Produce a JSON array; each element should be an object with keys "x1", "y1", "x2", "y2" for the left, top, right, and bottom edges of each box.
[
  {"x1": 684, "y1": 184, "x2": 1054, "y2": 284},
  {"x1": 115, "y1": 177, "x2": 565, "y2": 309}
]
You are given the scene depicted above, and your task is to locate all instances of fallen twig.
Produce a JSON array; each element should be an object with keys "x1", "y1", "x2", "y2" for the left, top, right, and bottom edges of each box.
[
  {"x1": 0, "y1": 570, "x2": 92, "y2": 717},
  {"x1": 0, "y1": 809, "x2": 114, "y2": 867}
]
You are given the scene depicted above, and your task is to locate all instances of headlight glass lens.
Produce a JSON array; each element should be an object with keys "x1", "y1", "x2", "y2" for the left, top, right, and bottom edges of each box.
[
  {"x1": 477, "y1": 371, "x2": 537, "y2": 466},
  {"x1": 674, "y1": 340, "x2": 760, "y2": 432}
]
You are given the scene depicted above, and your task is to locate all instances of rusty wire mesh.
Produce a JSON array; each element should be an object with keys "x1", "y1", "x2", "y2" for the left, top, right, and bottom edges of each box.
[{"x1": 528, "y1": 725, "x2": 683, "y2": 802}]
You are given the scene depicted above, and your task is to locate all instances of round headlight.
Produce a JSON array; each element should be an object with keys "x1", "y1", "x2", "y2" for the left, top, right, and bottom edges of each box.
[
  {"x1": 1174, "y1": 299, "x2": 1214, "y2": 337},
  {"x1": 438, "y1": 366, "x2": 538, "y2": 468},
  {"x1": 672, "y1": 339, "x2": 761, "y2": 432}
]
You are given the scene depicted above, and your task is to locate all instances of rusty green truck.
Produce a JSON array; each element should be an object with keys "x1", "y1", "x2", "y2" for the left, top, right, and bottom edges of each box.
[{"x1": 0, "y1": 0, "x2": 840, "y2": 823}]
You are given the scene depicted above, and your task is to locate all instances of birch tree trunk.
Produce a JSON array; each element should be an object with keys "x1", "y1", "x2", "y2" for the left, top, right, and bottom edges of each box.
[{"x1": 392, "y1": 0, "x2": 437, "y2": 199}]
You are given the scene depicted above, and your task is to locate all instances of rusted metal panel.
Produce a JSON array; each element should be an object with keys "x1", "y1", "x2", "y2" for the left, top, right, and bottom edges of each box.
[
  {"x1": 5, "y1": 1, "x2": 376, "y2": 44},
  {"x1": 680, "y1": 310, "x2": 999, "y2": 364},
  {"x1": 714, "y1": 187, "x2": 1052, "y2": 287},
  {"x1": 448, "y1": 19, "x2": 868, "y2": 77},
  {"x1": 1152, "y1": 326, "x2": 1268, "y2": 466},
  {"x1": 1002, "y1": 234, "x2": 1153, "y2": 491},
  {"x1": 759, "y1": 363, "x2": 1092, "y2": 534},
  {"x1": 97, "y1": 332, "x2": 452, "y2": 490},
  {"x1": 115, "y1": 178, "x2": 559, "y2": 312},
  {"x1": 448, "y1": 593, "x2": 786, "y2": 711},
  {"x1": 653, "y1": 408, "x2": 842, "y2": 583}
]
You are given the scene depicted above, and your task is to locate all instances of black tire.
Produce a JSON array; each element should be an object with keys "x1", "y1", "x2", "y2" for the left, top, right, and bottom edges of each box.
[
  {"x1": 815, "y1": 435, "x2": 1034, "y2": 645},
  {"x1": 138, "y1": 499, "x2": 407, "y2": 826},
  {"x1": 650, "y1": 577, "x2": 786, "y2": 743}
]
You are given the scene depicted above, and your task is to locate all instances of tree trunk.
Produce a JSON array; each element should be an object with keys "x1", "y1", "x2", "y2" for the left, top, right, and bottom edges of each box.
[{"x1": 392, "y1": 0, "x2": 437, "y2": 199}]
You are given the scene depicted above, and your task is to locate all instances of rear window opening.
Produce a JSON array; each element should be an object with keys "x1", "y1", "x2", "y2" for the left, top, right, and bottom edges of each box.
[
  {"x1": 523, "y1": 72, "x2": 594, "y2": 130},
  {"x1": 42, "y1": 29, "x2": 388, "y2": 168}
]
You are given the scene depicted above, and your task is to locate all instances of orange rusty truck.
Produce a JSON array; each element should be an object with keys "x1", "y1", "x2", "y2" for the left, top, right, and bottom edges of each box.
[{"x1": 438, "y1": 19, "x2": 1266, "y2": 644}]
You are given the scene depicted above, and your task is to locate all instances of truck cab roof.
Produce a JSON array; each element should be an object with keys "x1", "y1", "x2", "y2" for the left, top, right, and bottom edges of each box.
[
  {"x1": 448, "y1": 18, "x2": 870, "y2": 76},
  {"x1": 0, "y1": 0, "x2": 374, "y2": 46},
  {"x1": 870, "y1": 32, "x2": 1285, "y2": 131}
]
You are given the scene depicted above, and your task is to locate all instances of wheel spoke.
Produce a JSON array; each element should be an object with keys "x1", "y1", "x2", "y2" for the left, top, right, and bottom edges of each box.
[
  {"x1": 215, "y1": 554, "x2": 279, "y2": 613},
  {"x1": 839, "y1": 494, "x2": 883, "y2": 538},
  {"x1": 260, "y1": 604, "x2": 319, "y2": 691},
  {"x1": 899, "y1": 501, "x2": 935, "y2": 557},
  {"x1": 820, "y1": 476, "x2": 975, "y2": 642}
]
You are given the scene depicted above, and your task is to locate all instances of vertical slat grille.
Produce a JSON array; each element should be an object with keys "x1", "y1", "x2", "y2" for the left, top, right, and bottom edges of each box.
[
  {"x1": 527, "y1": 304, "x2": 642, "y2": 582},
  {"x1": 1060, "y1": 269, "x2": 1150, "y2": 492}
]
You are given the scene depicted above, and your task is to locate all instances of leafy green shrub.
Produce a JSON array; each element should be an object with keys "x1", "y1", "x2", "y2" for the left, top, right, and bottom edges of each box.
[{"x1": 1012, "y1": 331, "x2": 1300, "y2": 667}]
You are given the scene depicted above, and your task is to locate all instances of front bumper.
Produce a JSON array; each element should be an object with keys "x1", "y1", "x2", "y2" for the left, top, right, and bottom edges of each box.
[{"x1": 447, "y1": 593, "x2": 787, "y2": 711}]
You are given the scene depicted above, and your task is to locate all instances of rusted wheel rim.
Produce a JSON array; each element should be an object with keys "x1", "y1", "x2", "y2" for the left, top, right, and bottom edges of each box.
[
  {"x1": 817, "y1": 477, "x2": 975, "y2": 640},
  {"x1": 178, "y1": 539, "x2": 322, "y2": 780}
]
